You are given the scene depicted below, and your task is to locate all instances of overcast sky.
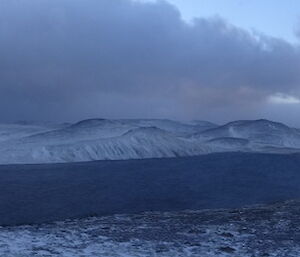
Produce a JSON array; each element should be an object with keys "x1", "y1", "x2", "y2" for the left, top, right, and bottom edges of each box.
[
  {"x1": 153, "y1": 0, "x2": 300, "y2": 44},
  {"x1": 0, "y1": 0, "x2": 300, "y2": 126}
]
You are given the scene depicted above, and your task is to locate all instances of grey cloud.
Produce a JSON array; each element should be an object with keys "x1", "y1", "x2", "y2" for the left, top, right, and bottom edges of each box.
[
  {"x1": 296, "y1": 21, "x2": 300, "y2": 39},
  {"x1": 0, "y1": 0, "x2": 300, "y2": 124}
]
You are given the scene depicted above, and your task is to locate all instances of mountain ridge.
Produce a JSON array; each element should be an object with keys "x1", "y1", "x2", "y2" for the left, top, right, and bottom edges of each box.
[{"x1": 0, "y1": 118, "x2": 299, "y2": 164}]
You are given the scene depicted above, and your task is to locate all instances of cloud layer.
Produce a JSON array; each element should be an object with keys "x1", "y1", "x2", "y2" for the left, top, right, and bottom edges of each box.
[{"x1": 0, "y1": 0, "x2": 300, "y2": 125}]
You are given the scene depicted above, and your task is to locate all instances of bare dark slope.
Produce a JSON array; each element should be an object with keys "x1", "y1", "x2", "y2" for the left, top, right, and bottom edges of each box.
[{"x1": 0, "y1": 152, "x2": 300, "y2": 226}]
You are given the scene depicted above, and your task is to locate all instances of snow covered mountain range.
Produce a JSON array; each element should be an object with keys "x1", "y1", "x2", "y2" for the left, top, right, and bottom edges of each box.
[{"x1": 0, "y1": 118, "x2": 299, "y2": 164}]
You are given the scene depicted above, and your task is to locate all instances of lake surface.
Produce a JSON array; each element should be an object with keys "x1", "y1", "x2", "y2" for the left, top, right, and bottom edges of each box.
[{"x1": 0, "y1": 152, "x2": 300, "y2": 226}]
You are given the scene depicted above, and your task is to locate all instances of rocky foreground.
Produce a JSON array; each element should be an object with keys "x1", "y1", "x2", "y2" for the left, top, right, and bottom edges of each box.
[{"x1": 0, "y1": 200, "x2": 300, "y2": 256}]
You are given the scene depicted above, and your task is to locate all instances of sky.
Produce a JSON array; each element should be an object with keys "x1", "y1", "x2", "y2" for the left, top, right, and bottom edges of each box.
[
  {"x1": 0, "y1": 0, "x2": 300, "y2": 126},
  {"x1": 159, "y1": 0, "x2": 300, "y2": 44}
]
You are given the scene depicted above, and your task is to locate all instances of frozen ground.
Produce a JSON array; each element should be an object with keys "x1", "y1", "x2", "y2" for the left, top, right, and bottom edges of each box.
[{"x1": 1, "y1": 200, "x2": 300, "y2": 256}]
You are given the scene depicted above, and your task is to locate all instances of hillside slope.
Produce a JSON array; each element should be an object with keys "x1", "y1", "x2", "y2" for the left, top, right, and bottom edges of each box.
[{"x1": 0, "y1": 119, "x2": 299, "y2": 164}]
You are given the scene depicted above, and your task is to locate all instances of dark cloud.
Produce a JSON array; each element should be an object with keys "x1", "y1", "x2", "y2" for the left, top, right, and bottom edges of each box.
[{"x1": 0, "y1": 0, "x2": 300, "y2": 124}]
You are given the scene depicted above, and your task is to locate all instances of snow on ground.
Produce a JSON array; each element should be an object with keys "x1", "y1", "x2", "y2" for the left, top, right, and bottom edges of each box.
[
  {"x1": 1, "y1": 200, "x2": 300, "y2": 256},
  {"x1": 0, "y1": 118, "x2": 300, "y2": 164},
  {"x1": 0, "y1": 123, "x2": 63, "y2": 143}
]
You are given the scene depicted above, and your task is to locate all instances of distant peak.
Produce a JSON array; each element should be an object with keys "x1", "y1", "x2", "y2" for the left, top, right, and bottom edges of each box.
[
  {"x1": 123, "y1": 126, "x2": 168, "y2": 136},
  {"x1": 255, "y1": 119, "x2": 271, "y2": 122},
  {"x1": 253, "y1": 119, "x2": 278, "y2": 124},
  {"x1": 224, "y1": 119, "x2": 288, "y2": 128},
  {"x1": 72, "y1": 119, "x2": 115, "y2": 128}
]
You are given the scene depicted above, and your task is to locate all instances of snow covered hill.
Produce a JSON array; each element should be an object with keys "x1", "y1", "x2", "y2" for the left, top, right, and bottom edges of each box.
[
  {"x1": 197, "y1": 119, "x2": 300, "y2": 149},
  {"x1": 0, "y1": 122, "x2": 66, "y2": 143},
  {"x1": 0, "y1": 118, "x2": 299, "y2": 164}
]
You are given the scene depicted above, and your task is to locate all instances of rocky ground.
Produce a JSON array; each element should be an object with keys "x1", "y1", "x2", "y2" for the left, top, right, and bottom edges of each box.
[{"x1": 0, "y1": 200, "x2": 300, "y2": 256}]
